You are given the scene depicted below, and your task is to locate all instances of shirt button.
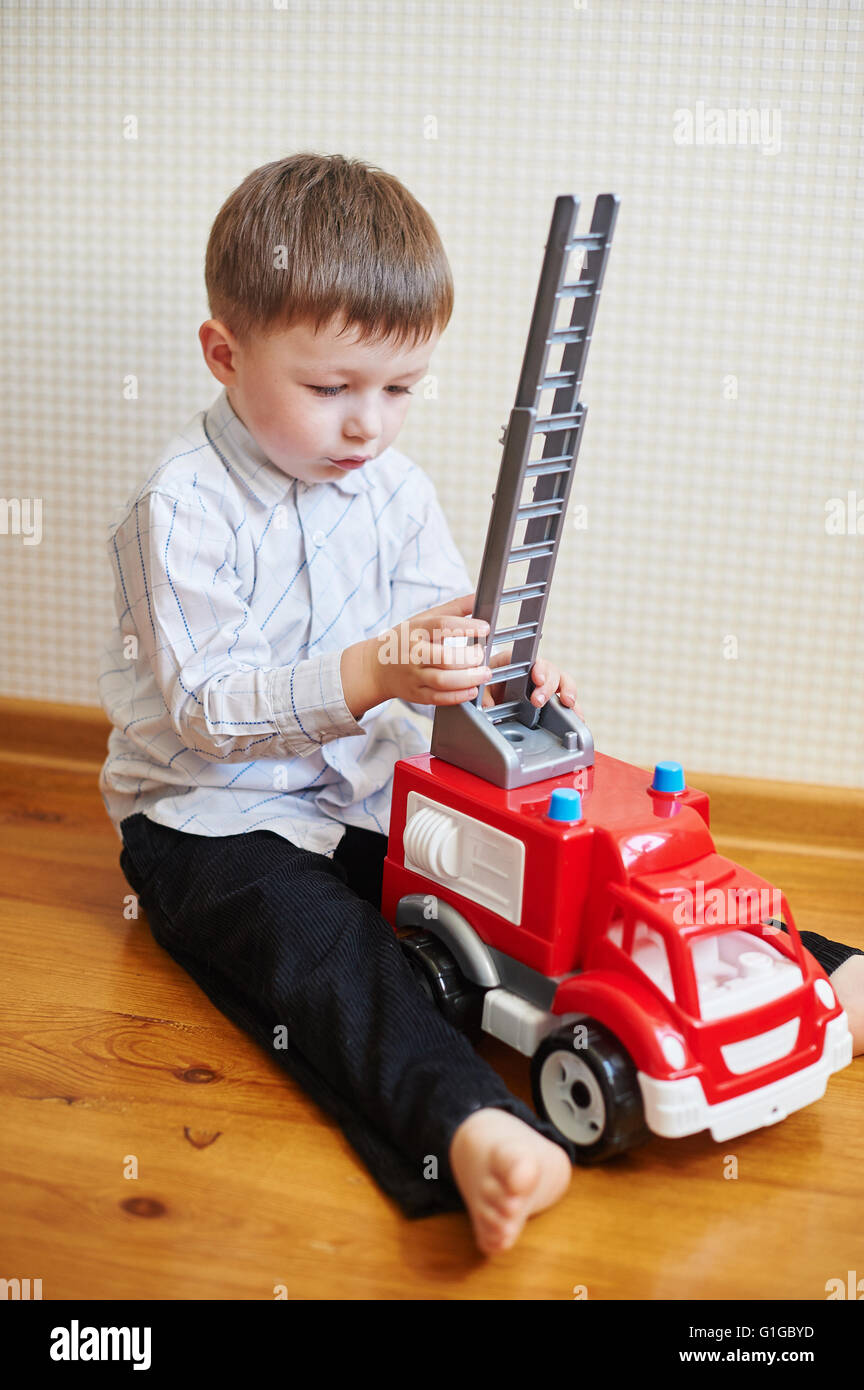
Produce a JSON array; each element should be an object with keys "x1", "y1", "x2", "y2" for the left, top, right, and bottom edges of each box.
[{"x1": 311, "y1": 529, "x2": 326, "y2": 547}]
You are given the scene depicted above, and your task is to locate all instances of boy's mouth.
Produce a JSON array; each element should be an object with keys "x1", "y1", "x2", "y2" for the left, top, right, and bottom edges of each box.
[{"x1": 328, "y1": 457, "x2": 369, "y2": 469}]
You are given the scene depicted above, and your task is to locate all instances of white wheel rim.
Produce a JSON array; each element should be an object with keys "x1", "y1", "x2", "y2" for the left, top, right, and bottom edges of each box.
[{"x1": 539, "y1": 1050, "x2": 606, "y2": 1145}]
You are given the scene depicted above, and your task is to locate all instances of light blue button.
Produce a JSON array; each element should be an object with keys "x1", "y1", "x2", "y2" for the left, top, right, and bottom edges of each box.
[
  {"x1": 547, "y1": 788, "x2": 583, "y2": 822},
  {"x1": 652, "y1": 760, "x2": 685, "y2": 793}
]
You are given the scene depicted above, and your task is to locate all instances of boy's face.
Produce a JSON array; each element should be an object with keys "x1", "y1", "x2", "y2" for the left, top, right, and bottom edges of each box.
[{"x1": 199, "y1": 314, "x2": 440, "y2": 485}]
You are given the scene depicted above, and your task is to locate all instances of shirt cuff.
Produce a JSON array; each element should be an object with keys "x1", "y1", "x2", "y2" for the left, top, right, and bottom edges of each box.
[{"x1": 267, "y1": 649, "x2": 368, "y2": 754}]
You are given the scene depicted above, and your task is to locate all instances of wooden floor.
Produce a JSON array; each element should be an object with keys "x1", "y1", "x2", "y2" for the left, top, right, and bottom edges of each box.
[{"x1": 1, "y1": 698, "x2": 862, "y2": 1301}]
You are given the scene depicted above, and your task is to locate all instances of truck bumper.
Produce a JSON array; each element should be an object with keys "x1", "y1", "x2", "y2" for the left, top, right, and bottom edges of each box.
[{"x1": 637, "y1": 1012, "x2": 853, "y2": 1142}]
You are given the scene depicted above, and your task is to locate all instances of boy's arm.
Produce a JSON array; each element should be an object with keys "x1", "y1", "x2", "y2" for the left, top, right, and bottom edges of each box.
[
  {"x1": 104, "y1": 489, "x2": 379, "y2": 762},
  {"x1": 387, "y1": 472, "x2": 474, "y2": 721}
]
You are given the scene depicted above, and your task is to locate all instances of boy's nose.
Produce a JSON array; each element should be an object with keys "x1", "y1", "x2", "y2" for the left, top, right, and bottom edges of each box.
[{"x1": 343, "y1": 409, "x2": 382, "y2": 444}]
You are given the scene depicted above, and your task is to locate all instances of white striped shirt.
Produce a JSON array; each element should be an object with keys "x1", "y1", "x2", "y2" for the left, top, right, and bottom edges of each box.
[{"x1": 97, "y1": 387, "x2": 472, "y2": 857}]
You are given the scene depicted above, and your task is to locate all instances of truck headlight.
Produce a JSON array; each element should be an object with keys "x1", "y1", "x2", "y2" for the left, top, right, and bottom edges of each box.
[
  {"x1": 814, "y1": 977, "x2": 836, "y2": 1009},
  {"x1": 661, "y1": 1034, "x2": 687, "y2": 1069}
]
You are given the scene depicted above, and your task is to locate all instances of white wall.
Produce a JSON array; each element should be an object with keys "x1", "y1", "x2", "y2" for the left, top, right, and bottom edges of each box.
[{"x1": 1, "y1": 0, "x2": 862, "y2": 785}]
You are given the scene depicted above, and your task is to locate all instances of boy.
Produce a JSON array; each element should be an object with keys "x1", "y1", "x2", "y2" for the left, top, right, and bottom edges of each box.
[{"x1": 99, "y1": 153, "x2": 864, "y2": 1257}]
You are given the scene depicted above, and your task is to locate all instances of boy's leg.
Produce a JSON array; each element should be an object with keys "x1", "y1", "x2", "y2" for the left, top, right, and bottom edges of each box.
[
  {"x1": 330, "y1": 821, "x2": 389, "y2": 911},
  {"x1": 772, "y1": 920, "x2": 864, "y2": 1052},
  {"x1": 772, "y1": 918, "x2": 863, "y2": 974},
  {"x1": 792, "y1": 927, "x2": 864, "y2": 1054},
  {"x1": 795, "y1": 930, "x2": 864, "y2": 975},
  {"x1": 118, "y1": 813, "x2": 578, "y2": 1220}
]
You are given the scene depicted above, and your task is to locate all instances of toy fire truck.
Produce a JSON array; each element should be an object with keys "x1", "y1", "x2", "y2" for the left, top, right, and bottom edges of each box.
[{"x1": 380, "y1": 194, "x2": 853, "y2": 1162}]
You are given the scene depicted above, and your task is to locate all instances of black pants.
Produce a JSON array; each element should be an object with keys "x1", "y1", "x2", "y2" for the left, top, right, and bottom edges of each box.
[
  {"x1": 118, "y1": 812, "x2": 862, "y2": 1220},
  {"x1": 118, "y1": 812, "x2": 580, "y2": 1219}
]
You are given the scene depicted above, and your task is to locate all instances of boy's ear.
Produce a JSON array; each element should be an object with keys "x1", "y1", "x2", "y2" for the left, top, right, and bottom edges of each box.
[{"x1": 198, "y1": 319, "x2": 239, "y2": 385}]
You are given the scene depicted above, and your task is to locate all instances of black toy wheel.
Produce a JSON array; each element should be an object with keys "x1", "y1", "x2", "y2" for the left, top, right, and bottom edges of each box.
[
  {"x1": 531, "y1": 1018, "x2": 651, "y2": 1163},
  {"x1": 399, "y1": 930, "x2": 485, "y2": 1043}
]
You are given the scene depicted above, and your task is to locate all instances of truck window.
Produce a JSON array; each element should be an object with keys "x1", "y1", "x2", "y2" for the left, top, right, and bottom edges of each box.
[{"x1": 607, "y1": 917, "x2": 676, "y2": 1001}]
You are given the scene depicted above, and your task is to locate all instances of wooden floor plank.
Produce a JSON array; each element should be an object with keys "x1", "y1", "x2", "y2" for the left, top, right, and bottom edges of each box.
[{"x1": 1, "y1": 699, "x2": 862, "y2": 1299}]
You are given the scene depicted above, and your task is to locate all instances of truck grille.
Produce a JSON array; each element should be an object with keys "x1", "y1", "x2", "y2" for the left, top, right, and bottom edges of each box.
[{"x1": 720, "y1": 1018, "x2": 800, "y2": 1074}]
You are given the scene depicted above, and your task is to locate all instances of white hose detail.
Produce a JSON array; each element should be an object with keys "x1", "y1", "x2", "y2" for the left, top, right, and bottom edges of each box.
[{"x1": 404, "y1": 806, "x2": 460, "y2": 878}]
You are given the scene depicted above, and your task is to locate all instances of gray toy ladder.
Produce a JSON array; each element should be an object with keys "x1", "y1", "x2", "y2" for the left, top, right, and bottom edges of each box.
[{"x1": 430, "y1": 193, "x2": 619, "y2": 790}]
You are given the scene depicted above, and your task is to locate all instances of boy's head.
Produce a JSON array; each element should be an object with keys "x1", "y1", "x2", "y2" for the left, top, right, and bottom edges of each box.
[{"x1": 199, "y1": 153, "x2": 453, "y2": 485}]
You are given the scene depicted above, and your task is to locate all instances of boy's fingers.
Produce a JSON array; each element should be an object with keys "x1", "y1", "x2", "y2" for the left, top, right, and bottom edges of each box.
[
  {"x1": 439, "y1": 646, "x2": 488, "y2": 668},
  {"x1": 436, "y1": 619, "x2": 491, "y2": 650},
  {"x1": 427, "y1": 664, "x2": 492, "y2": 691},
  {"x1": 553, "y1": 681, "x2": 585, "y2": 718},
  {"x1": 529, "y1": 662, "x2": 555, "y2": 705},
  {"x1": 407, "y1": 637, "x2": 490, "y2": 680},
  {"x1": 374, "y1": 633, "x2": 430, "y2": 667},
  {"x1": 422, "y1": 685, "x2": 484, "y2": 706},
  {"x1": 559, "y1": 693, "x2": 585, "y2": 718},
  {"x1": 411, "y1": 617, "x2": 489, "y2": 644},
  {"x1": 427, "y1": 592, "x2": 478, "y2": 620},
  {"x1": 440, "y1": 614, "x2": 490, "y2": 635}
]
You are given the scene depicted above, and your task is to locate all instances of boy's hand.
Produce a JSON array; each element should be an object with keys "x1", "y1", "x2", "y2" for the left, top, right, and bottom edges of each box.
[
  {"x1": 367, "y1": 593, "x2": 492, "y2": 707},
  {"x1": 346, "y1": 598, "x2": 585, "y2": 720},
  {"x1": 480, "y1": 645, "x2": 584, "y2": 719}
]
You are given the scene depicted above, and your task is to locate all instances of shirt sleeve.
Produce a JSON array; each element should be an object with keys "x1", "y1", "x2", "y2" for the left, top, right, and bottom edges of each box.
[
  {"x1": 109, "y1": 489, "x2": 367, "y2": 761},
  {"x1": 388, "y1": 472, "x2": 475, "y2": 721}
]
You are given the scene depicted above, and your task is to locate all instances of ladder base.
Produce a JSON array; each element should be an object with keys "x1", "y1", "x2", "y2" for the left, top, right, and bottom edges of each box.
[{"x1": 430, "y1": 698, "x2": 595, "y2": 791}]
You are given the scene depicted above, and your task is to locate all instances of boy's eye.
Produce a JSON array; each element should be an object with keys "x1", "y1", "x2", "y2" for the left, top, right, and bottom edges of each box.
[{"x1": 306, "y1": 385, "x2": 413, "y2": 397}]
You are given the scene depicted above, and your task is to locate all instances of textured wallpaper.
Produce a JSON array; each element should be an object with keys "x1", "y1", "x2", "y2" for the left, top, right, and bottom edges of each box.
[{"x1": 1, "y1": 0, "x2": 861, "y2": 784}]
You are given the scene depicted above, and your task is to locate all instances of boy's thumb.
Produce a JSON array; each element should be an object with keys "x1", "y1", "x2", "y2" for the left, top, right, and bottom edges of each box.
[
  {"x1": 405, "y1": 593, "x2": 485, "y2": 635},
  {"x1": 433, "y1": 592, "x2": 476, "y2": 617}
]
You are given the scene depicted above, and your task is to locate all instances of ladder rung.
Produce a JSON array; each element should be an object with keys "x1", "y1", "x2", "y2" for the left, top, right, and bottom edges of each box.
[
  {"x1": 485, "y1": 699, "x2": 528, "y2": 722},
  {"x1": 508, "y1": 539, "x2": 555, "y2": 563},
  {"x1": 549, "y1": 326, "x2": 588, "y2": 344},
  {"x1": 516, "y1": 499, "x2": 564, "y2": 521},
  {"x1": 490, "y1": 622, "x2": 538, "y2": 643},
  {"x1": 501, "y1": 580, "x2": 547, "y2": 604},
  {"x1": 534, "y1": 411, "x2": 583, "y2": 434},
  {"x1": 525, "y1": 459, "x2": 572, "y2": 479},
  {"x1": 482, "y1": 660, "x2": 531, "y2": 684},
  {"x1": 557, "y1": 281, "x2": 596, "y2": 297},
  {"x1": 539, "y1": 372, "x2": 575, "y2": 389},
  {"x1": 528, "y1": 451, "x2": 571, "y2": 466},
  {"x1": 565, "y1": 234, "x2": 606, "y2": 251}
]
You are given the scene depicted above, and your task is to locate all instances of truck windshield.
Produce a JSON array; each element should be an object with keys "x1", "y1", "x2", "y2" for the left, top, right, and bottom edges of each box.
[{"x1": 689, "y1": 930, "x2": 803, "y2": 1021}]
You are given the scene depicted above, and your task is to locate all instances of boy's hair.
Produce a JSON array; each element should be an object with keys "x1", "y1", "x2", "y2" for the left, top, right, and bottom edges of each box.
[{"x1": 204, "y1": 152, "x2": 454, "y2": 348}]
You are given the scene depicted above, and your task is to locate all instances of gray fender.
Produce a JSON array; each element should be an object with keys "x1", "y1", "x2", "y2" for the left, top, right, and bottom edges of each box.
[{"x1": 395, "y1": 894, "x2": 501, "y2": 989}]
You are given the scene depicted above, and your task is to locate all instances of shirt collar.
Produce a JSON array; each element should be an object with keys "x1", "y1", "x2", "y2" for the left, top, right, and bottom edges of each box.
[{"x1": 203, "y1": 388, "x2": 373, "y2": 504}]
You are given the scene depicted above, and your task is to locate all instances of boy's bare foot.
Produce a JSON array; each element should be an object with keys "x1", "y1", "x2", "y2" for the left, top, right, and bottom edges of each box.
[
  {"x1": 831, "y1": 954, "x2": 864, "y2": 1055},
  {"x1": 448, "y1": 1106, "x2": 572, "y2": 1255}
]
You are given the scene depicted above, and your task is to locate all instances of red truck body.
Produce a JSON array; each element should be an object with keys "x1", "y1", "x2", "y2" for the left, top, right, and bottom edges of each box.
[{"x1": 381, "y1": 749, "x2": 852, "y2": 1153}]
